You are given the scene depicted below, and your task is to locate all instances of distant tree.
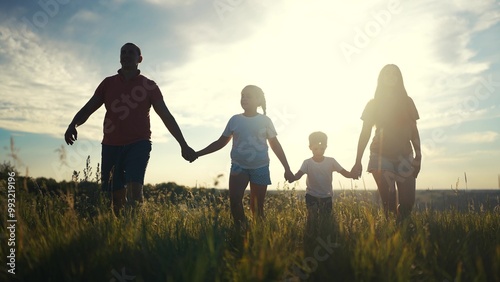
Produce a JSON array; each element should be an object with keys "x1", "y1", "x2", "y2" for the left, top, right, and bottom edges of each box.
[{"x1": 0, "y1": 161, "x2": 19, "y2": 177}]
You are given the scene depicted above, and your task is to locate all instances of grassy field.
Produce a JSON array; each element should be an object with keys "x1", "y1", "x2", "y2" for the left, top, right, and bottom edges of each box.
[{"x1": 1, "y1": 173, "x2": 499, "y2": 281}]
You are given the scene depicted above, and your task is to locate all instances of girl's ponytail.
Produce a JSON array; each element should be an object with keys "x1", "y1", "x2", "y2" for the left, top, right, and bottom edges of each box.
[
  {"x1": 243, "y1": 85, "x2": 267, "y2": 115},
  {"x1": 261, "y1": 94, "x2": 267, "y2": 115}
]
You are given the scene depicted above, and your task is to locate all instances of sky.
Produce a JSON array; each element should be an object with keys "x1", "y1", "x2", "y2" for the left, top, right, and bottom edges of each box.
[{"x1": 0, "y1": 0, "x2": 499, "y2": 190}]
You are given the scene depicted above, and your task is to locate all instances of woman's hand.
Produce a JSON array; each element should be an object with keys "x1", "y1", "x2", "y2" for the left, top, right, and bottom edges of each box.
[
  {"x1": 412, "y1": 157, "x2": 421, "y2": 178},
  {"x1": 181, "y1": 145, "x2": 198, "y2": 163},
  {"x1": 284, "y1": 169, "x2": 295, "y2": 183},
  {"x1": 351, "y1": 162, "x2": 363, "y2": 179}
]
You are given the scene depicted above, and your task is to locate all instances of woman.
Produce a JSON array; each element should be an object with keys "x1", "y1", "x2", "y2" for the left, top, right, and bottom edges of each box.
[{"x1": 351, "y1": 64, "x2": 421, "y2": 220}]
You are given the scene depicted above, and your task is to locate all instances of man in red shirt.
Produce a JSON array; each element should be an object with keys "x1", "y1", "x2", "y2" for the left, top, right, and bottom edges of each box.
[{"x1": 64, "y1": 42, "x2": 197, "y2": 213}]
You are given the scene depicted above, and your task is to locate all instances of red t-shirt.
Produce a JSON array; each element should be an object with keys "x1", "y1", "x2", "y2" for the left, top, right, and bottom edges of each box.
[{"x1": 94, "y1": 70, "x2": 163, "y2": 145}]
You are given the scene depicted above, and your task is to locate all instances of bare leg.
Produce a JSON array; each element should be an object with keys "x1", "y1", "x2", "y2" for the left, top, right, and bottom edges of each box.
[
  {"x1": 127, "y1": 182, "x2": 144, "y2": 205},
  {"x1": 112, "y1": 188, "x2": 127, "y2": 215},
  {"x1": 396, "y1": 177, "x2": 416, "y2": 221},
  {"x1": 372, "y1": 170, "x2": 397, "y2": 218},
  {"x1": 229, "y1": 172, "x2": 250, "y2": 226},
  {"x1": 249, "y1": 182, "x2": 267, "y2": 221}
]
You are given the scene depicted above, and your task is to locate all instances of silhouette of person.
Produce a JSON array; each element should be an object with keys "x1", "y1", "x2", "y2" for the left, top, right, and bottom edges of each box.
[
  {"x1": 196, "y1": 85, "x2": 294, "y2": 227},
  {"x1": 64, "y1": 42, "x2": 197, "y2": 214},
  {"x1": 351, "y1": 64, "x2": 421, "y2": 221}
]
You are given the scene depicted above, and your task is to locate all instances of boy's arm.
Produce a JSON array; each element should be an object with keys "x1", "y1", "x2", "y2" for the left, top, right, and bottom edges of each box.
[
  {"x1": 339, "y1": 169, "x2": 354, "y2": 179},
  {"x1": 268, "y1": 137, "x2": 294, "y2": 182},
  {"x1": 65, "y1": 94, "x2": 104, "y2": 145},
  {"x1": 152, "y1": 100, "x2": 197, "y2": 162},
  {"x1": 294, "y1": 170, "x2": 305, "y2": 181},
  {"x1": 197, "y1": 135, "x2": 231, "y2": 157}
]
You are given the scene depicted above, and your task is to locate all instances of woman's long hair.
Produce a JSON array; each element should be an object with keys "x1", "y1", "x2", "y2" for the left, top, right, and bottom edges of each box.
[{"x1": 373, "y1": 64, "x2": 410, "y2": 126}]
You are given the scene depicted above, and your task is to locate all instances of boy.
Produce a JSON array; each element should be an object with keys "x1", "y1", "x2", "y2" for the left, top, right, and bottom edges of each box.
[{"x1": 293, "y1": 131, "x2": 354, "y2": 231}]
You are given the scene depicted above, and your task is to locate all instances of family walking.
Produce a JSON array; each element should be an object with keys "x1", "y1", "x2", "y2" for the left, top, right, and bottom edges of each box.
[{"x1": 64, "y1": 43, "x2": 421, "y2": 225}]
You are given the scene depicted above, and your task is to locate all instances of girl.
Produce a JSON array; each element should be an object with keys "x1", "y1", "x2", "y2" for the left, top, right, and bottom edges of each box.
[
  {"x1": 197, "y1": 85, "x2": 294, "y2": 226},
  {"x1": 351, "y1": 64, "x2": 421, "y2": 221}
]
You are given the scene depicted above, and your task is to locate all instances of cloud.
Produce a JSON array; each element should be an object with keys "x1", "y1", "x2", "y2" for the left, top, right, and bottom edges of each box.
[
  {"x1": 141, "y1": 0, "x2": 196, "y2": 7},
  {"x1": 451, "y1": 0, "x2": 498, "y2": 15},
  {"x1": 69, "y1": 9, "x2": 101, "y2": 23},
  {"x1": 454, "y1": 131, "x2": 499, "y2": 144},
  {"x1": 1, "y1": 0, "x2": 499, "y2": 146},
  {"x1": 0, "y1": 20, "x2": 102, "y2": 140},
  {"x1": 394, "y1": 1, "x2": 500, "y2": 132},
  {"x1": 418, "y1": 104, "x2": 500, "y2": 131},
  {"x1": 473, "y1": 7, "x2": 500, "y2": 32},
  {"x1": 1, "y1": 1, "x2": 499, "y2": 189}
]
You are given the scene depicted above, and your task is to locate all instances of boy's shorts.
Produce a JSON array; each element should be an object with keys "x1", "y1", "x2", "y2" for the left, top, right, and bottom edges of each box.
[
  {"x1": 367, "y1": 152, "x2": 414, "y2": 178},
  {"x1": 101, "y1": 140, "x2": 151, "y2": 192},
  {"x1": 230, "y1": 163, "x2": 272, "y2": 186}
]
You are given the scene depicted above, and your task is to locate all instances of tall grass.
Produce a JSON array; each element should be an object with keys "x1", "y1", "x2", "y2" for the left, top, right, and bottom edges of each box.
[{"x1": 0, "y1": 176, "x2": 499, "y2": 281}]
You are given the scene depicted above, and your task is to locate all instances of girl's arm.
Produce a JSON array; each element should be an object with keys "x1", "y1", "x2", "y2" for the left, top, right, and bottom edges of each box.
[
  {"x1": 268, "y1": 137, "x2": 294, "y2": 182},
  {"x1": 410, "y1": 121, "x2": 421, "y2": 177},
  {"x1": 197, "y1": 135, "x2": 232, "y2": 157}
]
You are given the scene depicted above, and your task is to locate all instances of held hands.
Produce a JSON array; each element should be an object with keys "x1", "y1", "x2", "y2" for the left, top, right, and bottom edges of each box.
[
  {"x1": 284, "y1": 169, "x2": 295, "y2": 183},
  {"x1": 181, "y1": 145, "x2": 198, "y2": 163},
  {"x1": 351, "y1": 162, "x2": 362, "y2": 180},
  {"x1": 64, "y1": 125, "x2": 78, "y2": 145}
]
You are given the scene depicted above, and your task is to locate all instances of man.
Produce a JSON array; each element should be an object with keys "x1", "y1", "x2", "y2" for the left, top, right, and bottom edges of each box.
[{"x1": 64, "y1": 42, "x2": 197, "y2": 213}]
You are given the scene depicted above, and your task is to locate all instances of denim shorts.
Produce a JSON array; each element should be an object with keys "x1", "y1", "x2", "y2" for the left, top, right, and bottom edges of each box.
[
  {"x1": 101, "y1": 140, "x2": 151, "y2": 192},
  {"x1": 367, "y1": 152, "x2": 414, "y2": 178},
  {"x1": 230, "y1": 163, "x2": 271, "y2": 186}
]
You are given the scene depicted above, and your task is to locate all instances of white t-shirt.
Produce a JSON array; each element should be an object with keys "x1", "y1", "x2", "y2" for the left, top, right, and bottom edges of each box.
[
  {"x1": 222, "y1": 114, "x2": 277, "y2": 169},
  {"x1": 299, "y1": 157, "x2": 345, "y2": 198}
]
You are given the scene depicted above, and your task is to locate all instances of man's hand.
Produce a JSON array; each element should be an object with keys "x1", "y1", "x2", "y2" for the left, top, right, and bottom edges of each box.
[
  {"x1": 65, "y1": 125, "x2": 78, "y2": 145},
  {"x1": 182, "y1": 146, "x2": 198, "y2": 163}
]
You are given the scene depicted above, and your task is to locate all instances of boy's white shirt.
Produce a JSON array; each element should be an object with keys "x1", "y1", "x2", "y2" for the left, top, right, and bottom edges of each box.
[
  {"x1": 222, "y1": 113, "x2": 277, "y2": 169},
  {"x1": 300, "y1": 157, "x2": 344, "y2": 198}
]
